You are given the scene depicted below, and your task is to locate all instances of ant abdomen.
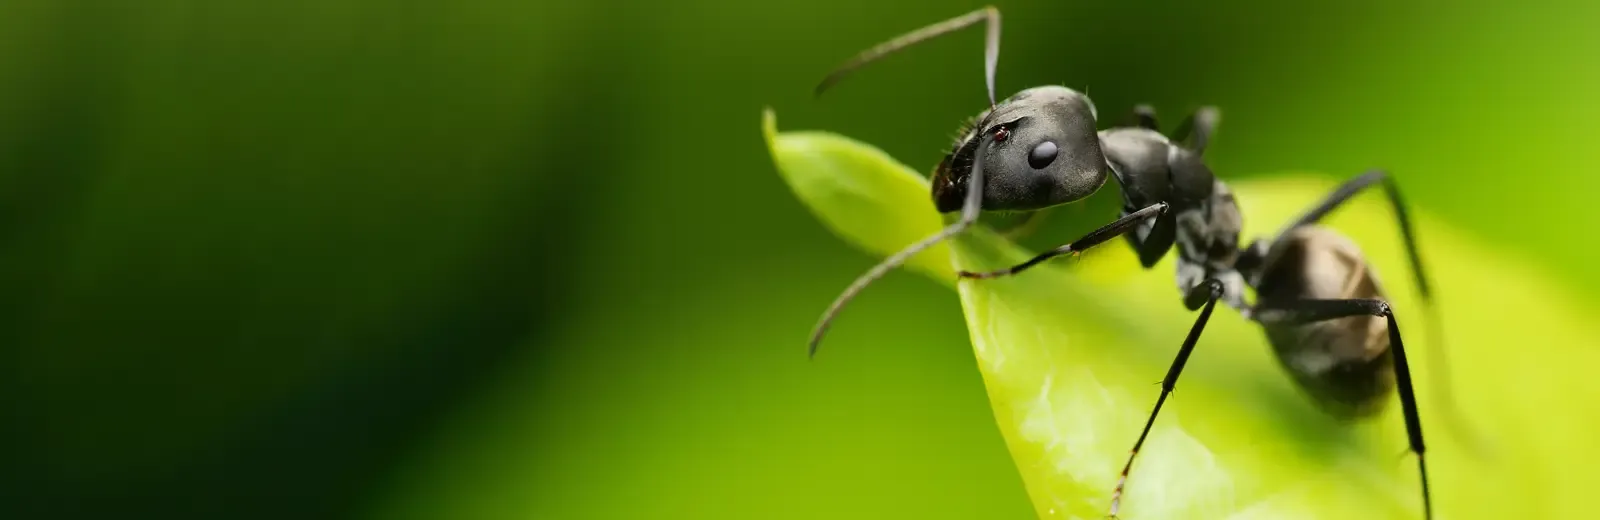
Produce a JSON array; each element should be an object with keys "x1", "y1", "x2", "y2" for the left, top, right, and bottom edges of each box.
[{"x1": 1254, "y1": 225, "x2": 1397, "y2": 418}]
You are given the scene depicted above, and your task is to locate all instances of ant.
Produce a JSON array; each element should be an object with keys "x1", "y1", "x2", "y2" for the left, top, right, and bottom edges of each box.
[{"x1": 806, "y1": 6, "x2": 1438, "y2": 519}]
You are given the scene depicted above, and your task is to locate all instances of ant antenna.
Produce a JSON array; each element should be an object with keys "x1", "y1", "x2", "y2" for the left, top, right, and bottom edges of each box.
[
  {"x1": 814, "y1": 6, "x2": 1002, "y2": 108},
  {"x1": 807, "y1": 128, "x2": 994, "y2": 358}
]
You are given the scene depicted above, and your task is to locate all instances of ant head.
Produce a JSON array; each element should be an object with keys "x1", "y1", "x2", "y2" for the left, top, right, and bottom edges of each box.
[{"x1": 932, "y1": 86, "x2": 1109, "y2": 213}]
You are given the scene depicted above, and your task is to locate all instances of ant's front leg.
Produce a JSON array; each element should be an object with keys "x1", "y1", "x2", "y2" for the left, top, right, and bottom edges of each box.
[{"x1": 957, "y1": 202, "x2": 1168, "y2": 279}]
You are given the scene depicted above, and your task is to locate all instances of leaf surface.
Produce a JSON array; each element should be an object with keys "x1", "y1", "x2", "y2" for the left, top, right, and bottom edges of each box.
[{"x1": 764, "y1": 107, "x2": 1600, "y2": 519}]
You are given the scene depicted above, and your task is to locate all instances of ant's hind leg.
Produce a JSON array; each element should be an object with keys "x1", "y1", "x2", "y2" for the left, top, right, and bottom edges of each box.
[
  {"x1": 1252, "y1": 170, "x2": 1486, "y2": 455},
  {"x1": 1253, "y1": 298, "x2": 1432, "y2": 519},
  {"x1": 1260, "y1": 169, "x2": 1430, "y2": 301}
]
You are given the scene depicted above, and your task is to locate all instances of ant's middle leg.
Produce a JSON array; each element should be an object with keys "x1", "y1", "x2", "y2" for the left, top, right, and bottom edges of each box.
[{"x1": 1107, "y1": 277, "x2": 1228, "y2": 518}]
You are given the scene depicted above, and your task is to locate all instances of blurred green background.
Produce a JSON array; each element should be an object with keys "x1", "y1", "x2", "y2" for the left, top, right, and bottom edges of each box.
[{"x1": 2, "y1": 0, "x2": 1595, "y2": 518}]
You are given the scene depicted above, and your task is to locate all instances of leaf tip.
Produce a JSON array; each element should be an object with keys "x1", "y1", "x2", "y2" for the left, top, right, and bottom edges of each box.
[{"x1": 761, "y1": 106, "x2": 778, "y2": 148}]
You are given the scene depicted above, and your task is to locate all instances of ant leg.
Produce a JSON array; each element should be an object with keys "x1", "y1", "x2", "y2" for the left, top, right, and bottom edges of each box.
[
  {"x1": 1108, "y1": 278, "x2": 1226, "y2": 518},
  {"x1": 1170, "y1": 106, "x2": 1220, "y2": 155},
  {"x1": 1253, "y1": 298, "x2": 1432, "y2": 519},
  {"x1": 1248, "y1": 170, "x2": 1484, "y2": 454},
  {"x1": 808, "y1": 137, "x2": 997, "y2": 358},
  {"x1": 815, "y1": 7, "x2": 1002, "y2": 107},
  {"x1": 1130, "y1": 104, "x2": 1160, "y2": 130},
  {"x1": 1260, "y1": 170, "x2": 1429, "y2": 300},
  {"x1": 956, "y1": 202, "x2": 1169, "y2": 279}
]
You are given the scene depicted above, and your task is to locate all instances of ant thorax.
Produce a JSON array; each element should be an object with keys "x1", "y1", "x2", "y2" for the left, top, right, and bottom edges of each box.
[{"x1": 1173, "y1": 179, "x2": 1251, "y2": 312}]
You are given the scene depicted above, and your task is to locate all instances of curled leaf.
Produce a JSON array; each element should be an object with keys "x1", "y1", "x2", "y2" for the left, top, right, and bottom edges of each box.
[{"x1": 764, "y1": 108, "x2": 1600, "y2": 519}]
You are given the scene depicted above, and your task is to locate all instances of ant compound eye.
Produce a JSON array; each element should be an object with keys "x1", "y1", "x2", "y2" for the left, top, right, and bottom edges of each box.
[{"x1": 1028, "y1": 140, "x2": 1058, "y2": 169}]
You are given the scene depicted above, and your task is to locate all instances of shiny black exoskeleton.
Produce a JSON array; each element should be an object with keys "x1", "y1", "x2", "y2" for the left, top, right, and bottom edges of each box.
[{"x1": 803, "y1": 6, "x2": 1440, "y2": 519}]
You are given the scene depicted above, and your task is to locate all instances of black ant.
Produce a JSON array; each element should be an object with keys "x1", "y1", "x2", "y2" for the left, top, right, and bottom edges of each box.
[{"x1": 805, "y1": 6, "x2": 1437, "y2": 519}]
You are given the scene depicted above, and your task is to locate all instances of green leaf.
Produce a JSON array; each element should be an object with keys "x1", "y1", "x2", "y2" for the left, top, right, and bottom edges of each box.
[
  {"x1": 762, "y1": 108, "x2": 955, "y2": 282},
  {"x1": 763, "y1": 108, "x2": 1600, "y2": 519}
]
